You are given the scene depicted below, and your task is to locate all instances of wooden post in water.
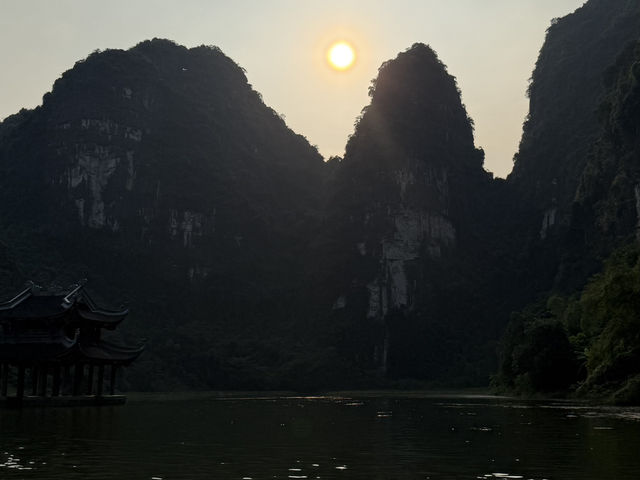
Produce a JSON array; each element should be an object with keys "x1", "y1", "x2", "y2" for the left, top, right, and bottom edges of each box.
[
  {"x1": 31, "y1": 366, "x2": 38, "y2": 396},
  {"x1": 96, "y1": 365, "x2": 104, "y2": 397},
  {"x1": 110, "y1": 365, "x2": 118, "y2": 396},
  {"x1": 1, "y1": 363, "x2": 8, "y2": 396},
  {"x1": 52, "y1": 366, "x2": 61, "y2": 397},
  {"x1": 16, "y1": 365, "x2": 25, "y2": 399},
  {"x1": 73, "y1": 363, "x2": 83, "y2": 396},
  {"x1": 62, "y1": 366, "x2": 71, "y2": 395},
  {"x1": 38, "y1": 366, "x2": 47, "y2": 397},
  {"x1": 86, "y1": 365, "x2": 94, "y2": 395}
]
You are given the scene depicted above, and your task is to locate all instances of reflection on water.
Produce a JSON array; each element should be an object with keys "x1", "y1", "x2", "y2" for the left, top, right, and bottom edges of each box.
[
  {"x1": 0, "y1": 447, "x2": 36, "y2": 472},
  {"x1": 1, "y1": 393, "x2": 640, "y2": 479}
]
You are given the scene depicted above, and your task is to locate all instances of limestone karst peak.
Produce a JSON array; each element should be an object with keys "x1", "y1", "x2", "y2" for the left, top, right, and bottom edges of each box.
[{"x1": 344, "y1": 43, "x2": 482, "y2": 171}]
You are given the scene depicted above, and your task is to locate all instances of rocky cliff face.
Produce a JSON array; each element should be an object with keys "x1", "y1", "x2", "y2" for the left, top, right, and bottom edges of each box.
[
  {"x1": 329, "y1": 45, "x2": 481, "y2": 301},
  {"x1": 510, "y1": 0, "x2": 640, "y2": 223},
  {"x1": 0, "y1": 41, "x2": 523, "y2": 389},
  {"x1": 0, "y1": 39, "x2": 325, "y2": 389},
  {"x1": 495, "y1": 4, "x2": 640, "y2": 400},
  {"x1": 506, "y1": 0, "x2": 640, "y2": 293},
  {"x1": 312, "y1": 44, "x2": 501, "y2": 382},
  {"x1": 574, "y1": 39, "x2": 640, "y2": 256},
  {"x1": 1, "y1": 39, "x2": 323, "y2": 243}
]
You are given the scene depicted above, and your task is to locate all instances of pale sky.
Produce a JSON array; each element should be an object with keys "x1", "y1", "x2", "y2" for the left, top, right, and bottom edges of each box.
[{"x1": 0, "y1": 0, "x2": 585, "y2": 178}]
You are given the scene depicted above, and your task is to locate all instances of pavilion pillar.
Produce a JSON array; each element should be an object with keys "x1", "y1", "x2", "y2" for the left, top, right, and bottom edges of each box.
[
  {"x1": 38, "y1": 366, "x2": 47, "y2": 397},
  {"x1": 73, "y1": 363, "x2": 83, "y2": 396},
  {"x1": 62, "y1": 366, "x2": 71, "y2": 395},
  {"x1": 86, "y1": 364, "x2": 94, "y2": 395},
  {"x1": 52, "y1": 366, "x2": 61, "y2": 397},
  {"x1": 16, "y1": 365, "x2": 25, "y2": 399},
  {"x1": 96, "y1": 365, "x2": 105, "y2": 397},
  {"x1": 31, "y1": 366, "x2": 38, "y2": 396},
  {"x1": 1, "y1": 363, "x2": 8, "y2": 396},
  {"x1": 110, "y1": 365, "x2": 118, "y2": 396}
]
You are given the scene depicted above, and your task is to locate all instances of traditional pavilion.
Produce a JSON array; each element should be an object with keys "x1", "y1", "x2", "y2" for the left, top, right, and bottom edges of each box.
[{"x1": 0, "y1": 281, "x2": 144, "y2": 407}]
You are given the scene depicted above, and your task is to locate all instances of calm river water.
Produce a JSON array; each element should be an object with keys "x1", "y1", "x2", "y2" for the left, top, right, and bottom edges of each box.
[{"x1": 1, "y1": 392, "x2": 640, "y2": 479}]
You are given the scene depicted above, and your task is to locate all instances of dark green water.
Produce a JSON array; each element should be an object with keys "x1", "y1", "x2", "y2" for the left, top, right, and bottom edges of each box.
[{"x1": 1, "y1": 393, "x2": 640, "y2": 479}]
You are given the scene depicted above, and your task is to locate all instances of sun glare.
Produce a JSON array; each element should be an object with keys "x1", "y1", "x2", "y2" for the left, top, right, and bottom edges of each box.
[{"x1": 327, "y1": 41, "x2": 356, "y2": 71}]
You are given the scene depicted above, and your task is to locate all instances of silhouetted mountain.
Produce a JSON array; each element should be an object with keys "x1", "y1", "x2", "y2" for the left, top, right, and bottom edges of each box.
[
  {"x1": 310, "y1": 44, "x2": 511, "y2": 385},
  {"x1": 505, "y1": 0, "x2": 640, "y2": 296},
  {"x1": 0, "y1": 39, "x2": 325, "y2": 389},
  {"x1": 1, "y1": 0, "x2": 639, "y2": 400}
]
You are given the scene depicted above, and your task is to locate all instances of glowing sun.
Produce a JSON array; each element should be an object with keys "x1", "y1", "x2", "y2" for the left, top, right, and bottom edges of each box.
[{"x1": 327, "y1": 41, "x2": 356, "y2": 71}]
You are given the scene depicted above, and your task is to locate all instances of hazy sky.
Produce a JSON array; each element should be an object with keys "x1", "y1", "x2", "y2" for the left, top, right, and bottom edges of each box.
[{"x1": 1, "y1": 0, "x2": 585, "y2": 178}]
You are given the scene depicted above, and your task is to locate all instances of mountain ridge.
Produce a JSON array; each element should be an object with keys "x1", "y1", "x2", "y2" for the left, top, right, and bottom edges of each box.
[{"x1": 1, "y1": 0, "x2": 639, "y2": 399}]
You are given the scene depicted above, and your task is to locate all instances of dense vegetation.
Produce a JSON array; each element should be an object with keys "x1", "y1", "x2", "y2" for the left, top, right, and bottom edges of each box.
[{"x1": 495, "y1": 245, "x2": 640, "y2": 403}]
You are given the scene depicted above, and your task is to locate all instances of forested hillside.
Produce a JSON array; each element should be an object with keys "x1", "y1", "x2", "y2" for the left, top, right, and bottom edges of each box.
[{"x1": 496, "y1": 3, "x2": 640, "y2": 402}]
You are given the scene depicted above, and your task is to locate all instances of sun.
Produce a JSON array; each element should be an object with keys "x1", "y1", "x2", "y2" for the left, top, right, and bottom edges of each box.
[{"x1": 327, "y1": 41, "x2": 356, "y2": 71}]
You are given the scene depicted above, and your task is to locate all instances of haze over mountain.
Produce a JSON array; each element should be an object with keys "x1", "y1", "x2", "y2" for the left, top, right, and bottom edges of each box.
[
  {"x1": 0, "y1": 0, "x2": 588, "y2": 179},
  {"x1": 1, "y1": 0, "x2": 639, "y2": 401}
]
